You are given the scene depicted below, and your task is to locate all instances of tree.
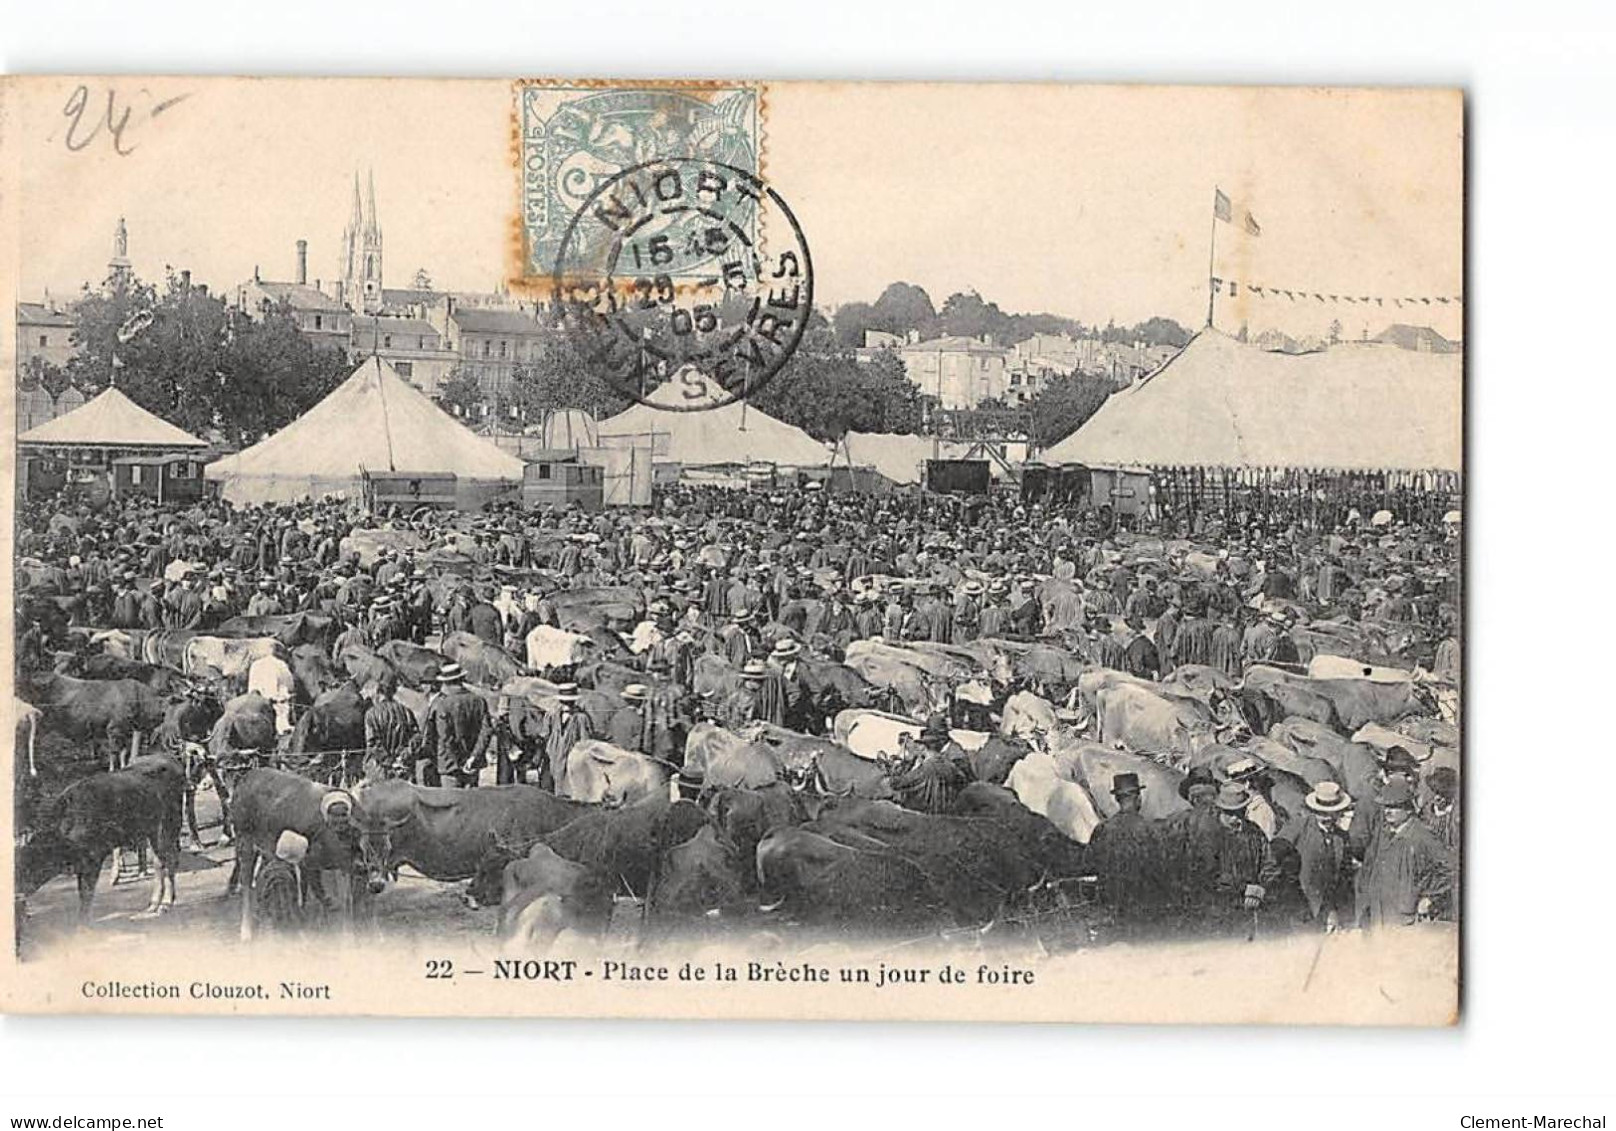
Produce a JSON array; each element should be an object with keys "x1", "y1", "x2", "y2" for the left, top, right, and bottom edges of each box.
[
  {"x1": 411, "y1": 268, "x2": 434, "y2": 292},
  {"x1": 65, "y1": 268, "x2": 350, "y2": 447},
  {"x1": 831, "y1": 301, "x2": 879, "y2": 349},
  {"x1": 506, "y1": 328, "x2": 631, "y2": 424},
  {"x1": 1023, "y1": 371, "x2": 1115, "y2": 450},
  {"x1": 937, "y1": 290, "x2": 1010, "y2": 341},
  {"x1": 869, "y1": 282, "x2": 937, "y2": 338},
  {"x1": 1328, "y1": 318, "x2": 1343, "y2": 344},
  {"x1": 749, "y1": 345, "x2": 923, "y2": 442},
  {"x1": 435, "y1": 365, "x2": 487, "y2": 421},
  {"x1": 1133, "y1": 316, "x2": 1192, "y2": 349}
]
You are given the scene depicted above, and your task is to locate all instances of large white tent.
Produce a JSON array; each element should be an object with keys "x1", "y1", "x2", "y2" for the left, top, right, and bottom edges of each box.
[
  {"x1": 18, "y1": 386, "x2": 207, "y2": 451},
  {"x1": 597, "y1": 372, "x2": 830, "y2": 467},
  {"x1": 205, "y1": 356, "x2": 525, "y2": 504},
  {"x1": 1042, "y1": 330, "x2": 1462, "y2": 472}
]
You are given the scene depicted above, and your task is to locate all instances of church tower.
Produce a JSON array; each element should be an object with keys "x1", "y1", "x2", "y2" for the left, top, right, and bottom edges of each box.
[{"x1": 339, "y1": 169, "x2": 384, "y2": 312}]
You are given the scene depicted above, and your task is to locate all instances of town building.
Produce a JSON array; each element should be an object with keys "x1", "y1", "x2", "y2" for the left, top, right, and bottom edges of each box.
[
  {"x1": 350, "y1": 314, "x2": 456, "y2": 396},
  {"x1": 336, "y1": 170, "x2": 385, "y2": 314},
  {"x1": 896, "y1": 334, "x2": 1013, "y2": 409},
  {"x1": 233, "y1": 239, "x2": 353, "y2": 353},
  {"x1": 426, "y1": 298, "x2": 550, "y2": 396},
  {"x1": 1375, "y1": 323, "x2": 1461, "y2": 354},
  {"x1": 16, "y1": 297, "x2": 77, "y2": 372}
]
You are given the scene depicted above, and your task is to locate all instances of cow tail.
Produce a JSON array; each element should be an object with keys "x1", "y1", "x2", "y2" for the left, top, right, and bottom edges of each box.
[{"x1": 26, "y1": 709, "x2": 38, "y2": 777}]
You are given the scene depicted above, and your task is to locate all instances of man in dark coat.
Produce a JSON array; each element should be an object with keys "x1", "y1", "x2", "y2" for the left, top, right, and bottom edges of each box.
[
  {"x1": 466, "y1": 588, "x2": 504, "y2": 648},
  {"x1": 540, "y1": 682, "x2": 596, "y2": 792},
  {"x1": 1192, "y1": 782, "x2": 1276, "y2": 936},
  {"x1": 1086, "y1": 772, "x2": 1166, "y2": 938},
  {"x1": 605, "y1": 683, "x2": 651, "y2": 754},
  {"x1": 1356, "y1": 778, "x2": 1455, "y2": 928},
  {"x1": 418, "y1": 663, "x2": 492, "y2": 787}
]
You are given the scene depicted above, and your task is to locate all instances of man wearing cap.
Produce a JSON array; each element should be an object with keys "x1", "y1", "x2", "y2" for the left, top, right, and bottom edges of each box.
[
  {"x1": 246, "y1": 578, "x2": 283, "y2": 618},
  {"x1": 364, "y1": 669, "x2": 419, "y2": 780},
  {"x1": 1086, "y1": 772, "x2": 1167, "y2": 938},
  {"x1": 419, "y1": 663, "x2": 493, "y2": 788},
  {"x1": 888, "y1": 714, "x2": 972, "y2": 815},
  {"x1": 1356, "y1": 778, "x2": 1454, "y2": 928},
  {"x1": 538, "y1": 682, "x2": 595, "y2": 793},
  {"x1": 606, "y1": 683, "x2": 652, "y2": 755},
  {"x1": 1119, "y1": 613, "x2": 1162, "y2": 680},
  {"x1": 1159, "y1": 766, "x2": 1221, "y2": 930},
  {"x1": 1277, "y1": 781, "x2": 1357, "y2": 931}
]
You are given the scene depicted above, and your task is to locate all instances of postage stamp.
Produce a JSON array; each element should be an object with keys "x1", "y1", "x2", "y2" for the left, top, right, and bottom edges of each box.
[
  {"x1": 549, "y1": 156, "x2": 813, "y2": 410},
  {"x1": 516, "y1": 81, "x2": 763, "y2": 282}
]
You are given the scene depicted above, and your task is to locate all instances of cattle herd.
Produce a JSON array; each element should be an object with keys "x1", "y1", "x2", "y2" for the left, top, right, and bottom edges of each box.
[{"x1": 13, "y1": 481, "x2": 1461, "y2": 955}]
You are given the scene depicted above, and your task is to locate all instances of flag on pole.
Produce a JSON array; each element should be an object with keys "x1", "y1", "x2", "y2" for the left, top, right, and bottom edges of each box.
[
  {"x1": 1243, "y1": 211, "x2": 1262, "y2": 237},
  {"x1": 1214, "y1": 188, "x2": 1232, "y2": 222}
]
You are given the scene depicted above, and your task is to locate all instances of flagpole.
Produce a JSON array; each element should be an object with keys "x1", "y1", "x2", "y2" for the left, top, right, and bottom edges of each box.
[{"x1": 1206, "y1": 188, "x2": 1220, "y2": 330}]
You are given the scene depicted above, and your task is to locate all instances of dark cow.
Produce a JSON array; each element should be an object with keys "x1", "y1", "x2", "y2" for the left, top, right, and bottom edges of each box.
[
  {"x1": 967, "y1": 734, "x2": 1033, "y2": 786},
  {"x1": 334, "y1": 642, "x2": 396, "y2": 693},
  {"x1": 287, "y1": 681, "x2": 369, "y2": 784},
  {"x1": 495, "y1": 843, "x2": 615, "y2": 946},
  {"x1": 288, "y1": 644, "x2": 341, "y2": 706},
  {"x1": 440, "y1": 632, "x2": 525, "y2": 686},
  {"x1": 227, "y1": 768, "x2": 365, "y2": 941},
  {"x1": 53, "y1": 651, "x2": 189, "y2": 695},
  {"x1": 747, "y1": 722, "x2": 893, "y2": 799},
  {"x1": 215, "y1": 613, "x2": 336, "y2": 651},
  {"x1": 356, "y1": 779, "x2": 587, "y2": 895},
  {"x1": 798, "y1": 657, "x2": 874, "y2": 716},
  {"x1": 704, "y1": 783, "x2": 811, "y2": 887},
  {"x1": 949, "y1": 781, "x2": 1089, "y2": 880},
  {"x1": 647, "y1": 826, "x2": 750, "y2": 928},
  {"x1": 754, "y1": 826, "x2": 948, "y2": 932},
  {"x1": 17, "y1": 754, "x2": 184, "y2": 922},
  {"x1": 202, "y1": 691, "x2": 281, "y2": 839},
  {"x1": 376, "y1": 640, "x2": 447, "y2": 688},
  {"x1": 540, "y1": 794, "x2": 709, "y2": 900},
  {"x1": 18, "y1": 671, "x2": 170, "y2": 771}
]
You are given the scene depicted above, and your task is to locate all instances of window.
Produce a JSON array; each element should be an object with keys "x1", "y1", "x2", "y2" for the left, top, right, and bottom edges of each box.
[
  {"x1": 130, "y1": 464, "x2": 144, "y2": 485},
  {"x1": 171, "y1": 461, "x2": 193, "y2": 479},
  {"x1": 482, "y1": 340, "x2": 490, "y2": 358},
  {"x1": 384, "y1": 335, "x2": 392, "y2": 349},
  {"x1": 395, "y1": 361, "x2": 413, "y2": 378},
  {"x1": 38, "y1": 334, "x2": 48, "y2": 347},
  {"x1": 418, "y1": 336, "x2": 427, "y2": 350},
  {"x1": 538, "y1": 464, "x2": 552, "y2": 479},
  {"x1": 314, "y1": 315, "x2": 323, "y2": 330},
  {"x1": 499, "y1": 340, "x2": 508, "y2": 358}
]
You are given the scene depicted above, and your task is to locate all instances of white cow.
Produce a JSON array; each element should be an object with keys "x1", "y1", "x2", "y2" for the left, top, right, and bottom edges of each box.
[
  {"x1": 246, "y1": 653, "x2": 297, "y2": 734},
  {"x1": 1005, "y1": 750, "x2": 1103, "y2": 844},
  {"x1": 525, "y1": 625, "x2": 595, "y2": 673}
]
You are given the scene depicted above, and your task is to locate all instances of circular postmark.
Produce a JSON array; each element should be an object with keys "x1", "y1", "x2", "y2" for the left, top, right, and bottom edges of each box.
[{"x1": 550, "y1": 157, "x2": 813, "y2": 412}]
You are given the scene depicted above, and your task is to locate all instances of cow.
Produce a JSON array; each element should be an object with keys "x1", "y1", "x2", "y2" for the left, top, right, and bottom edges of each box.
[
  {"x1": 375, "y1": 640, "x2": 447, "y2": 688},
  {"x1": 17, "y1": 754, "x2": 184, "y2": 922},
  {"x1": 441, "y1": 631, "x2": 525, "y2": 686},
  {"x1": 15, "y1": 698, "x2": 41, "y2": 777},
  {"x1": 831, "y1": 709, "x2": 990, "y2": 762},
  {"x1": 1000, "y1": 690, "x2": 1058, "y2": 740},
  {"x1": 693, "y1": 653, "x2": 742, "y2": 701},
  {"x1": 1005, "y1": 749, "x2": 1105, "y2": 843},
  {"x1": 334, "y1": 641, "x2": 397, "y2": 694},
  {"x1": 183, "y1": 635, "x2": 281, "y2": 680},
  {"x1": 647, "y1": 825, "x2": 749, "y2": 929},
  {"x1": 356, "y1": 779, "x2": 587, "y2": 898},
  {"x1": 747, "y1": 722, "x2": 893, "y2": 799},
  {"x1": 798, "y1": 657, "x2": 875, "y2": 715},
  {"x1": 754, "y1": 826, "x2": 948, "y2": 932},
  {"x1": 227, "y1": 768, "x2": 366, "y2": 941},
  {"x1": 200, "y1": 691, "x2": 281, "y2": 840},
  {"x1": 287, "y1": 643, "x2": 341, "y2": 706},
  {"x1": 967, "y1": 734, "x2": 1033, "y2": 786},
  {"x1": 841, "y1": 646, "x2": 949, "y2": 718},
  {"x1": 541, "y1": 794, "x2": 709, "y2": 900},
  {"x1": 18, "y1": 671, "x2": 169, "y2": 771},
  {"x1": 846, "y1": 639, "x2": 975, "y2": 682},
  {"x1": 683, "y1": 723, "x2": 781, "y2": 790},
  {"x1": 1266, "y1": 717, "x2": 1381, "y2": 804},
  {"x1": 703, "y1": 784, "x2": 811, "y2": 885},
  {"x1": 554, "y1": 739, "x2": 669, "y2": 805},
  {"x1": 1095, "y1": 681, "x2": 1228, "y2": 766},
  {"x1": 286, "y1": 681, "x2": 368, "y2": 785},
  {"x1": 495, "y1": 843, "x2": 615, "y2": 947},
  {"x1": 950, "y1": 781, "x2": 1088, "y2": 879},
  {"x1": 1246, "y1": 666, "x2": 1437, "y2": 734},
  {"x1": 215, "y1": 613, "x2": 337, "y2": 651},
  {"x1": 1048, "y1": 737, "x2": 1189, "y2": 822},
  {"x1": 525, "y1": 625, "x2": 596, "y2": 675},
  {"x1": 53, "y1": 651, "x2": 189, "y2": 695}
]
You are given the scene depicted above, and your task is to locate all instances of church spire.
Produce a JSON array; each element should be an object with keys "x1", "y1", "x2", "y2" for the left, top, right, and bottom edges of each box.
[
  {"x1": 350, "y1": 171, "x2": 364, "y2": 230},
  {"x1": 365, "y1": 168, "x2": 380, "y2": 239}
]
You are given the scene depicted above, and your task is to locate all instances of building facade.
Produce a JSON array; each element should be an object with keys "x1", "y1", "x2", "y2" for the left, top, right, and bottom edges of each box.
[
  {"x1": 897, "y1": 334, "x2": 1013, "y2": 409},
  {"x1": 350, "y1": 314, "x2": 457, "y2": 396}
]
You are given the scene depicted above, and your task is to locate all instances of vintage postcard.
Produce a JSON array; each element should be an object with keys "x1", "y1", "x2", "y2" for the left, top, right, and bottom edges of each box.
[{"x1": 0, "y1": 78, "x2": 1462, "y2": 1023}]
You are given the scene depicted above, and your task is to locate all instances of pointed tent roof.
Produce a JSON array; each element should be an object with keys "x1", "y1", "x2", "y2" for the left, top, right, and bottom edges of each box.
[
  {"x1": 205, "y1": 357, "x2": 524, "y2": 499},
  {"x1": 1042, "y1": 330, "x2": 1461, "y2": 472},
  {"x1": 18, "y1": 386, "x2": 206, "y2": 448},
  {"x1": 597, "y1": 372, "x2": 830, "y2": 467}
]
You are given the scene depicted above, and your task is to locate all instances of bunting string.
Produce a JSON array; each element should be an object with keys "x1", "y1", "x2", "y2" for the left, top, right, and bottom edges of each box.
[{"x1": 1209, "y1": 277, "x2": 1462, "y2": 308}]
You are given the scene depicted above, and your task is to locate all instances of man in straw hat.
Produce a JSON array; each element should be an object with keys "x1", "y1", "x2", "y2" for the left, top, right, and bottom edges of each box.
[
  {"x1": 1086, "y1": 772, "x2": 1167, "y2": 938},
  {"x1": 1277, "y1": 781, "x2": 1357, "y2": 931},
  {"x1": 419, "y1": 662, "x2": 492, "y2": 788},
  {"x1": 540, "y1": 681, "x2": 595, "y2": 793},
  {"x1": 606, "y1": 683, "x2": 652, "y2": 755}
]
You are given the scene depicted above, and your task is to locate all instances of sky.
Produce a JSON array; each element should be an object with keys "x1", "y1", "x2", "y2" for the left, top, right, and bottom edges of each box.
[{"x1": 10, "y1": 78, "x2": 1463, "y2": 341}]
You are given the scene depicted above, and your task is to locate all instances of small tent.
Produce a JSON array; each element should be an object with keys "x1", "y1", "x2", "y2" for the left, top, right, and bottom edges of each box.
[
  {"x1": 205, "y1": 356, "x2": 525, "y2": 505},
  {"x1": 18, "y1": 386, "x2": 207, "y2": 451},
  {"x1": 596, "y1": 372, "x2": 830, "y2": 467},
  {"x1": 1042, "y1": 330, "x2": 1462, "y2": 472}
]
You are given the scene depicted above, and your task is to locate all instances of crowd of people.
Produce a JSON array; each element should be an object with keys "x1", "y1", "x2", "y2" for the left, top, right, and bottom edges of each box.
[{"x1": 15, "y1": 475, "x2": 1461, "y2": 941}]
